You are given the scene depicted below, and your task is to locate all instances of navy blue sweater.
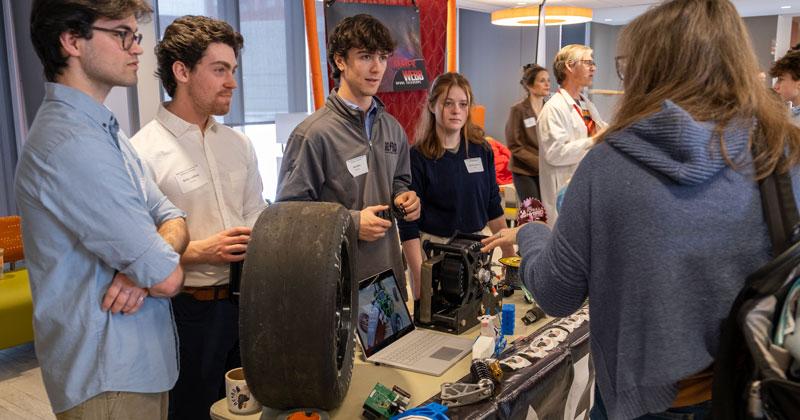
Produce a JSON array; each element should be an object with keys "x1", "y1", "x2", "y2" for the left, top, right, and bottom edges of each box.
[{"x1": 398, "y1": 140, "x2": 504, "y2": 241}]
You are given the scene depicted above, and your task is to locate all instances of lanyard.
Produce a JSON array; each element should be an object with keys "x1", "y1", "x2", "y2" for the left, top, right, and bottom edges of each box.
[{"x1": 560, "y1": 91, "x2": 596, "y2": 136}]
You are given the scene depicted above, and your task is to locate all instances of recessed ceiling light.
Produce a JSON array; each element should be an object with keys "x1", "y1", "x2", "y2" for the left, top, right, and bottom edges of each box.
[
  {"x1": 604, "y1": 18, "x2": 613, "y2": 22},
  {"x1": 782, "y1": 5, "x2": 792, "y2": 9}
]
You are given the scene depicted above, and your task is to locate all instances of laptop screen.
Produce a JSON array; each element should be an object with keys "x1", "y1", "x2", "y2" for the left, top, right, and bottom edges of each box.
[{"x1": 356, "y1": 270, "x2": 415, "y2": 358}]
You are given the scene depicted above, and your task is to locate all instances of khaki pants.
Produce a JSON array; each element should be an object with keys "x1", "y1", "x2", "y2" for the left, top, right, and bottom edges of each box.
[{"x1": 56, "y1": 392, "x2": 168, "y2": 420}]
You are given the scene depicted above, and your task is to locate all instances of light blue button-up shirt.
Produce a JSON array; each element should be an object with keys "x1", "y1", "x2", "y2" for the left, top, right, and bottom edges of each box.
[
  {"x1": 14, "y1": 83, "x2": 185, "y2": 413},
  {"x1": 340, "y1": 94, "x2": 379, "y2": 142}
]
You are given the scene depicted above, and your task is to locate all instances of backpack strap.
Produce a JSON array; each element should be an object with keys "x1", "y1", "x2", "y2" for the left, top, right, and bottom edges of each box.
[
  {"x1": 759, "y1": 167, "x2": 800, "y2": 255},
  {"x1": 712, "y1": 150, "x2": 799, "y2": 420}
]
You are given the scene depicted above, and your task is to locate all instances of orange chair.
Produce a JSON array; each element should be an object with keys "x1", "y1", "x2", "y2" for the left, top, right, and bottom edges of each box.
[
  {"x1": 0, "y1": 215, "x2": 34, "y2": 349},
  {"x1": 1, "y1": 215, "x2": 24, "y2": 269}
]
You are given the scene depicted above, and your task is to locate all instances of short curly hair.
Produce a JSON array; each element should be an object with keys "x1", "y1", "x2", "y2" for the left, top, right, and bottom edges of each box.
[
  {"x1": 30, "y1": 0, "x2": 152, "y2": 82},
  {"x1": 770, "y1": 50, "x2": 800, "y2": 81},
  {"x1": 327, "y1": 14, "x2": 396, "y2": 81},
  {"x1": 156, "y1": 15, "x2": 243, "y2": 97}
]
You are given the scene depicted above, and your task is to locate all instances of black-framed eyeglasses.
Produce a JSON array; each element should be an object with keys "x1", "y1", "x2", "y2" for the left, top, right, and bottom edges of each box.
[
  {"x1": 615, "y1": 56, "x2": 627, "y2": 81},
  {"x1": 91, "y1": 27, "x2": 143, "y2": 51}
]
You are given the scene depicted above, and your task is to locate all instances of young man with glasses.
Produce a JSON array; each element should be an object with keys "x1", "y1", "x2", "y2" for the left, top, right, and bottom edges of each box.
[
  {"x1": 276, "y1": 14, "x2": 420, "y2": 298},
  {"x1": 131, "y1": 15, "x2": 266, "y2": 420},
  {"x1": 537, "y1": 44, "x2": 607, "y2": 225},
  {"x1": 16, "y1": 0, "x2": 189, "y2": 418}
]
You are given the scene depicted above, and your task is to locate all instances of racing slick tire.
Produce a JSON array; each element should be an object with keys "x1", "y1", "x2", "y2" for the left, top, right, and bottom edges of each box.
[{"x1": 240, "y1": 201, "x2": 358, "y2": 410}]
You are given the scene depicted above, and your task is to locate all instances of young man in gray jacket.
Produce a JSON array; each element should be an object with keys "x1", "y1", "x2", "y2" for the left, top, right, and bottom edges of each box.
[{"x1": 276, "y1": 14, "x2": 420, "y2": 297}]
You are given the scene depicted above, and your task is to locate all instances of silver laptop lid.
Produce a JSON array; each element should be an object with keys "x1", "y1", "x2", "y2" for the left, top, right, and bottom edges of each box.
[{"x1": 356, "y1": 269, "x2": 415, "y2": 358}]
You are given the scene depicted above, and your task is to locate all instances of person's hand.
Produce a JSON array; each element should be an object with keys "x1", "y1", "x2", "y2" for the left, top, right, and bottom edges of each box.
[
  {"x1": 395, "y1": 191, "x2": 420, "y2": 221},
  {"x1": 360, "y1": 205, "x2": 392, "y2": 241},
  {"x1": 102, "y1": 272, "x2": 148, "y2": 315},
  {"x1": 481, "y1": 226, "x2": 522, "y2": 254},
  {"x1": 188, "y1": 227, "x2": 251, "y2": 264}
]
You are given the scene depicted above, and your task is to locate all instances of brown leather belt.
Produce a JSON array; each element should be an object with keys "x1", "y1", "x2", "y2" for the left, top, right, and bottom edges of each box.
[{"x1": 182, "y1": 285, "x2": 229, "y2": 301}]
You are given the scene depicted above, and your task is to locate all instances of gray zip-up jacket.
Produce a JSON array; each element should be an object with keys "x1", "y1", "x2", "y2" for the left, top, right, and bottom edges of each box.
[{"x1": 276, "y1": 90, "x2": 411, "y2": 296}]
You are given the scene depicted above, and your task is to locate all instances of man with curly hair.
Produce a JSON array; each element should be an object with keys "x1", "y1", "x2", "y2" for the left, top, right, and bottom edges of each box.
[
  {"x1": 770, "y1": 50, "x2": 800, "y2": 125},
  {"x1": 277, "y1": 14, "x2": 420, "y2": 297},
  {"x1": 131, "y1": 15, "x2": 265, "y2": 420}
]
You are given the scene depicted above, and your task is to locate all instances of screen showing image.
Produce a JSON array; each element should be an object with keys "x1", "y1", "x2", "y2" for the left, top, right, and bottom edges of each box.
[{"x1": 356, "y1": 272, "x2": 413, "y2": 356}]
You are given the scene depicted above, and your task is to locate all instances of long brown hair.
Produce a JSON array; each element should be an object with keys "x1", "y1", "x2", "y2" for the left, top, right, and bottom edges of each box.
[
  {"x1": 415, "y1": 72, "x2": 485, "y2": 160},
  {"x1": 597, "y1": 0, "x2": 800, "y2": 179}
]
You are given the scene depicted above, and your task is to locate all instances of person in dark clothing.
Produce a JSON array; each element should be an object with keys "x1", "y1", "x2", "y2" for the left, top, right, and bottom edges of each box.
[
  {"x1": 505, "y1": 64, "x2": 550, "y2": 202},
  {"x1": 398, "y1": 72, "x2": 515, "y2": 299}
]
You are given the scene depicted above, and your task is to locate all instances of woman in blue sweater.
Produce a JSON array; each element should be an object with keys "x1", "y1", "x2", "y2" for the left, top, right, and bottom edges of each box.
[
  {"x1": 481, "y1": 0, "x2": 800, "y2": 418},
  {"x1": 399, "y1": 73, "x2": 515, "y2": 299}
]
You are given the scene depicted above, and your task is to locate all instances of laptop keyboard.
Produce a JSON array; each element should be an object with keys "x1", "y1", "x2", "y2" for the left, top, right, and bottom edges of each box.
[{"x1": 380, "y1": 332, "x2": 448, "y2": 365}]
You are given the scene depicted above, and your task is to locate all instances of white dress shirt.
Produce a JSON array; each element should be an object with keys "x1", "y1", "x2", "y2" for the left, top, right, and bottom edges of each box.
[
  {"x1": 537, "y1": 88, "x2": 606, "y2": 225},
  {"x1": 132, "y1": 104, "x2": 266, "y2": 287}
]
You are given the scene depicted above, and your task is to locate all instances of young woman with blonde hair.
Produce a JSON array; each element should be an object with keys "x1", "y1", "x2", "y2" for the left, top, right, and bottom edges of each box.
[
  {"x1": 399, "y1": 72, "x2": 514, "y2": 299},
  {"x1": 484, "y1": 0, "x2": 800, "y2": 418}
]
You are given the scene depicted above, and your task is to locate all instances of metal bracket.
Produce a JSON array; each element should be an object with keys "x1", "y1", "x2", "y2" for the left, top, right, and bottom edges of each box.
[{"x1": 439, "y1": 379, "x2": 494, "y2": 407}]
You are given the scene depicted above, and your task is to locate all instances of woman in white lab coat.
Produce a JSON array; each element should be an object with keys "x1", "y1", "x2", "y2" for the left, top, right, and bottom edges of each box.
[{"x1": 537, "y1": 44, "x2": 606, "y2": 224}]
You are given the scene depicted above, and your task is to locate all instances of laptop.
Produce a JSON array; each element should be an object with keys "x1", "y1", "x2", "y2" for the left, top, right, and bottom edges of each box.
[{"x1": 355, "y1": 269, "x2": 474, "y2": 376}]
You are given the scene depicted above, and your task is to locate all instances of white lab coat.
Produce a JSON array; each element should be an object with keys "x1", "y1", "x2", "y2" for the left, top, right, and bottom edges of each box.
[{"x1": 537, "y1": 88, "x2": 606, "y2": 225}]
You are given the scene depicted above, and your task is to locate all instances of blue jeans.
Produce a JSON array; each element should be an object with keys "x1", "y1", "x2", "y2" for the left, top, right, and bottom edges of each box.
[{"x1": 589, "y1": 385, "x2": 711, "y2": 420}]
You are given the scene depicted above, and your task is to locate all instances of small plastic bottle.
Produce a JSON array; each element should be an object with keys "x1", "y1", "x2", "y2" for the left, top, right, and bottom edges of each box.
[{"x1": 501, "y1": 304, "x2": 515, "y2": 336}]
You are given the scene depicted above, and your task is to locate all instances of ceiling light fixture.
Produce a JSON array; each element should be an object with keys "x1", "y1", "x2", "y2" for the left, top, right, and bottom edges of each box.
[
  {"x1": 781, "y1": 5, "x2": 792, "y2": 9},
  {"x1": 491, "y1": 6, "x2": 593, "y2": 26}
]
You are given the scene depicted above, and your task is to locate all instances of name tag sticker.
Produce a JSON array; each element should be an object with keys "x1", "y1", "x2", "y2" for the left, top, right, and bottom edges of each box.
[
  {"x1": 175, "y1": 165, "x2": 208, "y2": 194},
  {"x1": 346, "y1": 155, "x2": 369, "y2": 178},
  {"x1": 464, "y1": 158, "x2": 484, "y2": 173},
  {"x1": 524, "y1": 117, "x2": 537, "y2": 128}
]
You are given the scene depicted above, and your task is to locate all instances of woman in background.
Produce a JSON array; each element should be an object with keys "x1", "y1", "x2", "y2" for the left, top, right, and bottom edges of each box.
[
  {"x1": 505, "y1": 64, "x2": 550, "y2": 202},
  {"x1": 399, "y1": 72, "x2": 515, "y2": 299}
]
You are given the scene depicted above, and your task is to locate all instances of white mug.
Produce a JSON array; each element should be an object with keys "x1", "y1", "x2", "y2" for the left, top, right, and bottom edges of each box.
[{"x1": 225, "y1": 367, "x2": 262, "y2": 415}]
